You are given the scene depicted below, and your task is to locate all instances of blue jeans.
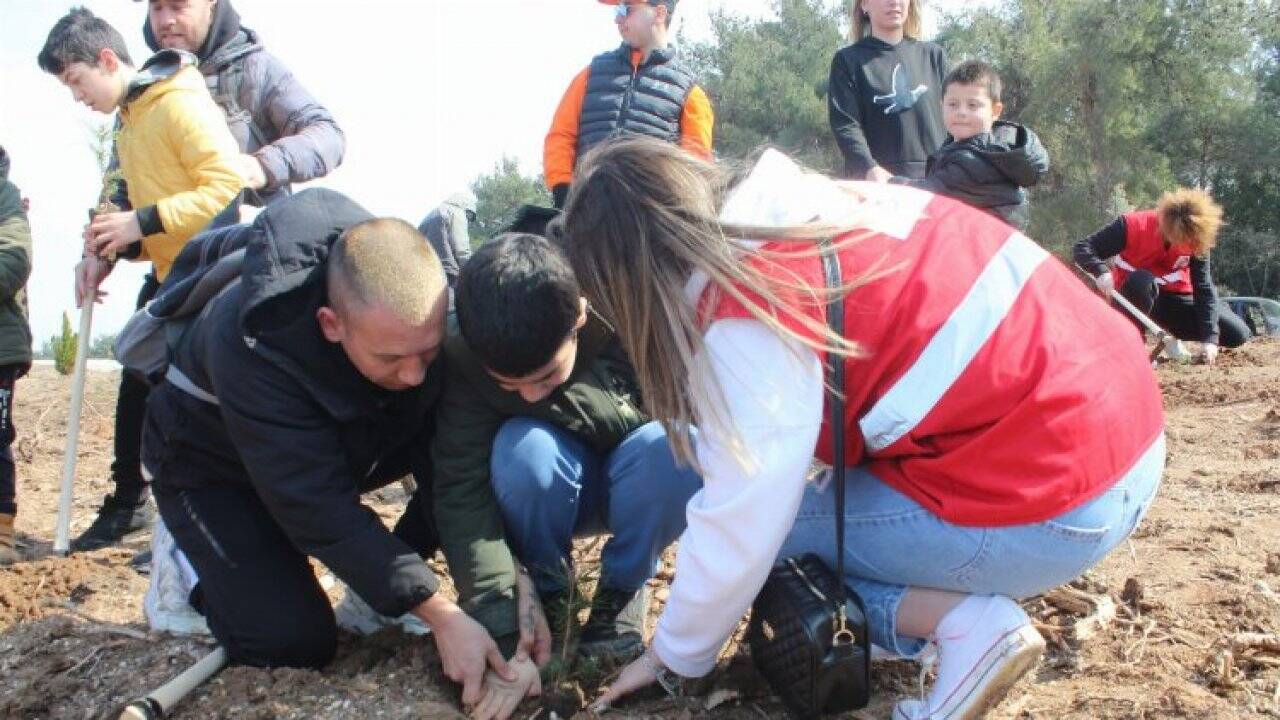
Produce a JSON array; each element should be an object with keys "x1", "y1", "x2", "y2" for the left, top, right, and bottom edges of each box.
[
  {"x1": 491, "y1": 419, "x2": 702, "y2": 594},
  {"x1": 778, "y1": 434, "x2": 1165, "y2": 656}
]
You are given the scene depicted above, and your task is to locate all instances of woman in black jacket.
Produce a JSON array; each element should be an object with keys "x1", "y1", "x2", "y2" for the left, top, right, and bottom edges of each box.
[{"x1": 828, "y1": 0, "x2": 947, "y2": 181}]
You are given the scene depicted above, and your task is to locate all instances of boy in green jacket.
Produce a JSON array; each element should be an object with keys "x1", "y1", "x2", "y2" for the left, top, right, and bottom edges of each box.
[
  {"x1": 0, "y1": 146, "x2": 34, "y2": 566},
  {"x1": 433, "y1": 232, "x2": 701, "y2": 666}
]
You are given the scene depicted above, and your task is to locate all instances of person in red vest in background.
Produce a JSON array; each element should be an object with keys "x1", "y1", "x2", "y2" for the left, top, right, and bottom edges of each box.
[
  {"x1": 1075, "y1": 188, "x2": 1251, "y2": 365},
  {"x1": 543, "y1": 0, "x2": 713, "y2": 209}
]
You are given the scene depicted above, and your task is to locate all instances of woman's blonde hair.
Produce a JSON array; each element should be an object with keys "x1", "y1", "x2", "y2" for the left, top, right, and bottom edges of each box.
[
  {"x1": 555, "y1": 138, "x2": 866, "y2": 470},
  {"x1": 1156, "y1": 187, "x2": 1224, "y2": 255},
  {"x1": 851, "y1": 0, "x2": 924, "y2": 41}
]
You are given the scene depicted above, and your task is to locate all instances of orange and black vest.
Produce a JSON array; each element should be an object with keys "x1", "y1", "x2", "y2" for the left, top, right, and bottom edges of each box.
[{"x1": 577, "y1": 44, "x2": 695, "y2": 156}]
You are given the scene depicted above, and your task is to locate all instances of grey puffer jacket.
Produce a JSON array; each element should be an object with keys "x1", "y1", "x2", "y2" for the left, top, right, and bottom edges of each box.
[
  {"x1": 137, "y1": 0, "x2": 345, "y2": 207},
  {"x1": 896, "y1": 120, "x2": 1049, "y2": 230}
]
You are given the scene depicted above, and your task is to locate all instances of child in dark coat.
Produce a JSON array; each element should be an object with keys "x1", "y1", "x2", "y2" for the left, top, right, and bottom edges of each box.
[
  {"x1": 895, "y1": 61, "x2": 1049, "y2": 230},
  {"x1": 0, "y1": 145, "x2": 33, "y2": 566}
]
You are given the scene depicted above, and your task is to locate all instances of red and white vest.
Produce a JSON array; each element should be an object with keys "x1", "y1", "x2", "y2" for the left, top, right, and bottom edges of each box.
[
  {"x1": 1114, "y1": 210, "x2": 1195, "y2": 295},
  {"x1": 704, "y1": 190, "x2": 1165, "y2": 527}
]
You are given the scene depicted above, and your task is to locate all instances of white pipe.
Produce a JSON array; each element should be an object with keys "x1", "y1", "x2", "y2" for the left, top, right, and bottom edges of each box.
[
  {"x1": 119, "y1": 647, "x2": 228, "y2": 719},
  {"x1": 53, "y1": 293, "x2": 95, "y2": 555}
]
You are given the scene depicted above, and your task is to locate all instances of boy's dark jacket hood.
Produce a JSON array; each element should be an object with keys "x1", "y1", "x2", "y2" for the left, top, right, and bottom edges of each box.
[
  {"x1": 895, "y1": 119, "x2": 1049, "y2": 229},
  {"x1": 937, "y1": 120, "x2": 1049, "y2": 189},
  {"x1": 143, "y1": 0, "x2": 261, "y2": 73}
]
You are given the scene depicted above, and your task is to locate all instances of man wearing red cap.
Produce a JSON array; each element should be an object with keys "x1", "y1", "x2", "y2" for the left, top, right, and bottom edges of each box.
[{"x1": 544, "y1": 0, "x2": 714, "y2": 209}]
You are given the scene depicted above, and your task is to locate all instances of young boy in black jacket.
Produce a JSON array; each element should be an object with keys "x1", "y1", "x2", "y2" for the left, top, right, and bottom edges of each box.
[{"x1": 895, "y1": 61, "x2": 1049, "y2": 230}]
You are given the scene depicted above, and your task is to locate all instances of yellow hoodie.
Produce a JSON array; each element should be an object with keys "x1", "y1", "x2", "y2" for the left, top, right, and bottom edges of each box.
[{"x1": 117, "y1": 58, "x2": 243, "y2": 280}]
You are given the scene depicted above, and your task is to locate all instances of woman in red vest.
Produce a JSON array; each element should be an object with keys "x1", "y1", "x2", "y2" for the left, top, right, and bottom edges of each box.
[
  {"x1": 1074, "y1": 188, "x2": 1251, "y2": 365},
  {"x1": 557, "y1": 138, "x2": 1165, "y2": 719}
]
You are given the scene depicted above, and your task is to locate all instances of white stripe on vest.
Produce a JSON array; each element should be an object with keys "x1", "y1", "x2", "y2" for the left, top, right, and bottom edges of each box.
[
  {"x1": 1113, "y1": 256, "x2": 1182, "y2": 285},
  {"x1": 859, "y1": 232, "x2": 1049, "y2": 452}
]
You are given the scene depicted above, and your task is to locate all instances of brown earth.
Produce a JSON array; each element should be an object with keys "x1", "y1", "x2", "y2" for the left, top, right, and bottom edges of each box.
[{"x1": 1, "y1": 340, "x2": 1278, "y2": 720}]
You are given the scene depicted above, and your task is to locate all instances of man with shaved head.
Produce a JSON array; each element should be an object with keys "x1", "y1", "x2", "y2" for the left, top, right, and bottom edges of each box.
[{"x1": 140, "y1": 189, "x2": 543, "y2": 714}]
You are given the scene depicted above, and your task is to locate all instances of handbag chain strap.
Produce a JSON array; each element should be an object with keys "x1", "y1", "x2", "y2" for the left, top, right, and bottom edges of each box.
[{"x1": 818, "y1": 237, "x2": 855, "y2": 648}]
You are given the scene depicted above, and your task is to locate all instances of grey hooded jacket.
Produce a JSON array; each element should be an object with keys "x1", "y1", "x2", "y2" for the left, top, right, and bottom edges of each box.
[
  {"x1": 418, "y1": 191, "x2": 476, "y2": 289},
  {"x1": 116, "y1": 0, "x2": 345, "y2": 209}
]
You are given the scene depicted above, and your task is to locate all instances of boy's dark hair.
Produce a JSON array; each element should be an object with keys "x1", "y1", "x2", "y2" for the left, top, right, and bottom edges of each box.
[
  {"x1": 944, "y1": 60, "x2": 1002, "y2": 103},
  {"x1": 456, "y1": 233, "x2": 582, "y2": 378},
  {"x1": 38, "y1": 7, "x2": 133, "y2": 75}
]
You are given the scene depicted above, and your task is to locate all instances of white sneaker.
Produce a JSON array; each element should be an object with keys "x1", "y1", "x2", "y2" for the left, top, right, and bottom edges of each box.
[
  {"x1": 143, "y1": 518, "x2": 210, "y2": 636},
  {"x1": 1163, "y1": 337, "x2": 1190, "y2": 361},
  {"x1": 891, "y1": 595, "x2": 1044, "y2": 720},
  {"x1": 333, "y1": 584, "x2": 431, "y2": 636}
]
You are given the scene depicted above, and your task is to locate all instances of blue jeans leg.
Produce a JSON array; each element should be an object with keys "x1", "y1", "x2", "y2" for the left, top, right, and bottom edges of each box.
[
  {"x1": 598, "y1": 422, "x2": 703, "y2": 591},
  {"x1": 778, "y1": 435, "x2": 1165, "y2": 656},
  {"x1": 491, "y1": 418, "x2": 601, "y2": 594}
]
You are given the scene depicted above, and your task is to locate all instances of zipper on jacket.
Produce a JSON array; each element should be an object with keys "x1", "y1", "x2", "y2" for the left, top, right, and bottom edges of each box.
[{"x1": 618, "y1": 56, "x2": 641, "y2": 132}]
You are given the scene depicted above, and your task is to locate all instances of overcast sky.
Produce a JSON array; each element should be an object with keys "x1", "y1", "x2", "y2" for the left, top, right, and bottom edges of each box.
[{"x1": 0, "y1": 0, "x2": 975, "y2": 344}]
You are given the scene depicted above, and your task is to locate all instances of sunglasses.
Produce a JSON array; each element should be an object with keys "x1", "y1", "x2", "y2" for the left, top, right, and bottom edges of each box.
[{"x1": 614, "y1": 2, "x2": 656, "y2": 20}]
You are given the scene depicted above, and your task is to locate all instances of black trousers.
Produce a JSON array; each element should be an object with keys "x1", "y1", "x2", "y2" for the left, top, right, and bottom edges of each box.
[
  {"x1": 110, "y1": 274, "x2": 161, "y2": 499},
  {"x1": 0, "y1": 364, "x2": 24, "y2": 515},
  {"x1": 1119, "y1": 270, "x2": 1252, "y2": 348},
  {"x1": 152, "y1": 476, "x2": 439, "y2": 669}
]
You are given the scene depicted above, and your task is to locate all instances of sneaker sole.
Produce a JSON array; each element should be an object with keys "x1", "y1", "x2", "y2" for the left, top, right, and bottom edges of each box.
[{"x1": 931, "y1": 624, "x2": 1046, "y2": 720}]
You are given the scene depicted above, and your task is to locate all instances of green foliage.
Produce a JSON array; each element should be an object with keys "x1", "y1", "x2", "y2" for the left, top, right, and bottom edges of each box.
[
  {"x1": 89, "y1": 333, "x2": 117, "y2": 359},
  {"x1": 87, "y1": 120, "x2": 125, "y2": 207},
  {"x1": 51, "y1": 312, "x2": 78, "y2": 376},
  {"x1": 688, "y1": 0, "x2": 847, "y2": 170},
  {"x1": 937, "y1": 0, "x2": 1280, "y2": 280},
  {"x1": 37, "y1": 331, "x2": 115, "y2": 361},
  {"x1": 469, "y1": 157, "x2": 552, "y2": 243}
]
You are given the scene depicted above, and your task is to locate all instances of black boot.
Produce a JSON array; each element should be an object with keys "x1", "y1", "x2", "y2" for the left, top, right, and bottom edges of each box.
[
  {"x1": 70, "y1": 492, "x2": 155, "y2": 551},
  {"x1": 578, "y1": 586, "x2": 648, "y2": 666}
]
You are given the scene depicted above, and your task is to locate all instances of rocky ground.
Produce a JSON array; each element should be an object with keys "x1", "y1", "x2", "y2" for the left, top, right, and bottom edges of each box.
[{"x1": 1, "y1": 340, "x2": 1277, "y2": 719}]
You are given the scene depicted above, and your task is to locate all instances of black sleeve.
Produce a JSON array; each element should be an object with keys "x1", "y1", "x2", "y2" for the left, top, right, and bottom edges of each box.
[
  {"x1": 1190, "y1": 255, "x2": 1220, "y2": 343},
  {"x1": 135, "y1": 205, "x2": 165, "y2": 237},
  {"x1": 827, "y1": 52, "x2": 876, "y2": 179},
  {"x1": 904, "y1": 151, "x2": 982, "y2": 198},
  {"x1": 552, "y1": 183, "x2": 570, "y2": 210},
  {"x1": 1073, "y1": 217, "x2": 1127, "y2": 276},
  {"x1": 208, "y1": 340, "x2": 439, "y2": 618}
]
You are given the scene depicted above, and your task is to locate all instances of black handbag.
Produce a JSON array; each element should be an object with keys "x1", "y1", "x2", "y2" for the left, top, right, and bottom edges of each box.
[{"x1": 746, "y1": 238, "x2": 871, "y2": 719}]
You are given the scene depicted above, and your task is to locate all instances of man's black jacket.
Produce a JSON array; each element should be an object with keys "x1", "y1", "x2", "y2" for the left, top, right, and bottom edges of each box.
[{"x1": 142, "y1": 189, "x2": 445, "y2": 619}]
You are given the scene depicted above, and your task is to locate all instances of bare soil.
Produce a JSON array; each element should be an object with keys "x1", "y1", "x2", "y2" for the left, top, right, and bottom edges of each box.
[{"x1": 2, "y1": 340, "x2": 1278, "y2": 719}]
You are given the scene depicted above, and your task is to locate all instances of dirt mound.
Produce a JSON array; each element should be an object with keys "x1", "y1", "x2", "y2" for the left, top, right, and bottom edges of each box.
[
  {"x1": 2, "y1": 339, "x2": 1278, "y2": 719},
  {"x1": 0, "y1": 549, "x2": 143, "y2": 627}
]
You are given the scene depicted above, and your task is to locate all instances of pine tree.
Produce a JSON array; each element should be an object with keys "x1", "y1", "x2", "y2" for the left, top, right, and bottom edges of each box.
[{"x1": 52, "y1": 312, "x2": 78, "y2": 376}]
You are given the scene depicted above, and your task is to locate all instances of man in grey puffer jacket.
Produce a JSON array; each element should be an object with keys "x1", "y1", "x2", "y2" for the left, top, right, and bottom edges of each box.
[
  {"x1": 142, "y1": 0, "x2": 345, "y2": 207},
  {"x1": 75, "y1": 0, "x2": 347, "y2": 551}
]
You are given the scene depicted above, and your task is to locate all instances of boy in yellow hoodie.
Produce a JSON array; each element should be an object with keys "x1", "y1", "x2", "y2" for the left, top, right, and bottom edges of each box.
[{"x1": 39, "y1": 7, "x2": 243, "y2": 548}]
